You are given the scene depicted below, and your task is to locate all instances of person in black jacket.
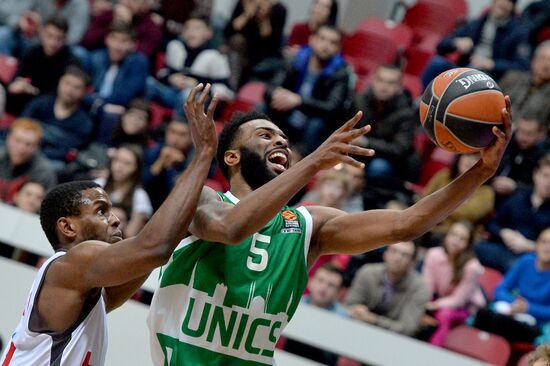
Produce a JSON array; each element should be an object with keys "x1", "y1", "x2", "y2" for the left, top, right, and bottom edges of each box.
[
  {"x1": 421, "y1": 0, "x2": 530, "y2": 87},
  {"x1": 263, "y1": 24, "x2": 353, "y2": 153}
]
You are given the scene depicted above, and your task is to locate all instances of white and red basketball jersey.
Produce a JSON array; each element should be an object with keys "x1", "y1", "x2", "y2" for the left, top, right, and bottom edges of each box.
[{"x1": 1, "y1": 251, "x2": 108, "y2": 366}]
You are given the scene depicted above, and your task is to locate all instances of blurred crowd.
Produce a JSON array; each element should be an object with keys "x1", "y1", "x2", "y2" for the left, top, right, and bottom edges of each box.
[{"x1": 1, "y1": 0, "x2": 550, "y2": 364}]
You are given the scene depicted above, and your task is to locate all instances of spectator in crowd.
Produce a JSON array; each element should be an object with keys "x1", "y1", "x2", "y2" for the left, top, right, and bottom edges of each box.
[
  {"x1": 95, "y1": 144, "x2": 152, "y2": 237},
  {"x1": 520, "y1": 0, "x2": 550, "y2": 49},
  {"x1": 146, "y1": 16, "x2": 233, "y2": 116},
  {"x1": 475, "y1": 154, "x2": 550, "y2": 273},
  {"x1": 158, "y1": 0, "x2": 213, "y2": 42},
  {"x1": 353, "y1": 64, "x2": 418, "y2": 180},
  {"x1": 224, "y1": 0, "x2": 287, "y2": 88},
  {"x1": 284, "y1": 0, "x2": 338, "y2": 59},
  {"x1": 0, "y1": 0, "x2": 90, "y2": 56},
  {"x1": 264, "y1": 24, "x2": 352, "y2": 154},
  {"x1": 474, "y1": 227, "x2": 550, "y2": 344},
  {"x1": 300, "y1": 169, "x2": 351, "y2": 209},
  {"x1": 340, "y1": 163, "x2": 366, "y2": 213},
  {"x1": 345, "y1": 241, "x2": 430, "y2": 336},
  {"x1": 0, "y1": 84, "x2": 5, "y2": 122},
  {"x1": 144, "y1": 116, "x2": 193, "y2": 210},
  {"x1": 285, "y1": 263, "x2": 347, "y2": 366},
  {"x1": 421, "y1": 0, "x2": 530, "y2": 87},
  {"x1": 422, "y1": 153, "x2": 495, "y2": 246},
  {"x1": 492, "y1": 109, "x2": 547, "y2": 208},
  {"x1": 499, "y1": 41, "x2": 550, "y2": 127},
  {"x1": 81, "y1": 0, "x2": 162, "y2": 58},
  {"x1": 422, "y1": 220, "x2": 486, "y2": 346},
  {"x1": 109, "y1": 98, "x2": 151, "y2": 148},
  {"x1": 12, "y1": 180, "x2": 45, "y2": 214},
  {"x1": 0, "y1": 119, "x2": 56, "y2": 203},
  {"x1": 6, "y1": 16, "x2": 79, "y2": 115},
  {"x1": 21, "y1": 66, "x2": 93, "y2": 167},
  {"x1": 529, "y1": 344, "x2": 550, "y2": 366},
  {"x1": 85, "y1": 23, "x2": 149, "y2": 144}
]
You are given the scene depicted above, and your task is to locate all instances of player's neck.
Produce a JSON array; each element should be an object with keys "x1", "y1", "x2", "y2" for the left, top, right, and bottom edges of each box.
[{"x1": 228, "y1": 174, "x2": 254, "y2": 200}]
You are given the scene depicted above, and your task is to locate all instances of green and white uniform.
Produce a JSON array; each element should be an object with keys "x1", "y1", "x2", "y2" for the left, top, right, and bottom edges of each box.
[{"x1": 148, "y1": 191, "x2": 313, "y2": 365}]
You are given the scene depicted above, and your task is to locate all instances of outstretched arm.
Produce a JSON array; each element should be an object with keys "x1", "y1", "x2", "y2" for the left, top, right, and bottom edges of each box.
[
  {"x1": 50, "y1": 84, "x2": 218, "y2": 306},
  {"x1": 309, "y1": 97, "x2": 512, "y2": 261},
  {"x1": 189, "y1": 112, "x2": 375, "y2": 244}
]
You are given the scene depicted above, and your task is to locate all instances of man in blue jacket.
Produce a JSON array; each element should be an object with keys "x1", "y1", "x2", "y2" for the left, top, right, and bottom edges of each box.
[
  {"x1": 422, "y1": 0, "x2": 530, "y2": 87},
  {"x1": 85, "y1": 22, "x2": 149, "y2": 144}
]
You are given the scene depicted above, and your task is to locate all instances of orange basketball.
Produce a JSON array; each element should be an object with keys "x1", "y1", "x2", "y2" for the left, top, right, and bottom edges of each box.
[{"x1": 419, "y1": 68, "x2": 505, "y2": 154}]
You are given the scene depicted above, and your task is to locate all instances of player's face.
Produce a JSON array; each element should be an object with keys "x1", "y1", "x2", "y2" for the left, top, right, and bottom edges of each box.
[
  {"x1": 76, "y1": 188, "x2": 123, "y2": 244},
  {"x1": 308, "y1": 268, "x2": 342, "y2": 307},
  {"x1": 237, "y1": 120, "x2": 290, "y2": 188},
  {"x1": 443, "y1": 222, "x2": 471, "y2": 257},
  {"x1": 536, "y1": 229, "x2": 550, "y2": 267}
]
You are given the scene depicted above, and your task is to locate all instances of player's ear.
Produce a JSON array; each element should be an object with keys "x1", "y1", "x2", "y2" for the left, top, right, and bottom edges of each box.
[
  {"x1": 224, "y1": 149, "x2": 241, "y2": 169},
  {"x1": 57, "y1": 217, "x2": 78, "y2": 242}
]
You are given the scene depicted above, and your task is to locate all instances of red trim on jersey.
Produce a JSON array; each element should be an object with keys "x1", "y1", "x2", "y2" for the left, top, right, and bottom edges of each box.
[
  {"x1": 81, "y1": 351, "x2": 91, "y2": 366},
  {"x1": 2, "y1": 342, "x2": 16, "y2": 366}
]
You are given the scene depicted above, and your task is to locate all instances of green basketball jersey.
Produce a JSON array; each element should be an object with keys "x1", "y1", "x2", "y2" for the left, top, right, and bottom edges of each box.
[{"x1": 148, "y1": 191, "x2": 313, "y2": 365}]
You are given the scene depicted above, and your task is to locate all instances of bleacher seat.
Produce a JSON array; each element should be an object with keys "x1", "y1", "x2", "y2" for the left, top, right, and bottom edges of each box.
[
  {"x1": 479, "y1": 266, "x2": 503, "y2": 302},
  {"x1": 402, "y1": 2, "x2": 458, "y2": 43},
  {"x1": 443, "y1": 325, "x2": 511, "y2": 366},
  {"x1": 356, "y1": 17, "x2": 413, "y2": 51},
  {"x1": 343, "y1": 31, "x2": 398, "y2": 78},
  {"x1": 419, "y1": 0, "x2": 468, "y2": 21}
]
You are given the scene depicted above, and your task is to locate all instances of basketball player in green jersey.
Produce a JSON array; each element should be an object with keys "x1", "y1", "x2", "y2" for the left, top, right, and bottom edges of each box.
[{"x1": 148, "y1": 90, "x2": 513, "y2": 365}]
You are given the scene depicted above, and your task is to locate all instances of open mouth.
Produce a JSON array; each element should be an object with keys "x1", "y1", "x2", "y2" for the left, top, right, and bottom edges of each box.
[{"x1": 267, "y1": 150, "x2": 289, "y2": 173}]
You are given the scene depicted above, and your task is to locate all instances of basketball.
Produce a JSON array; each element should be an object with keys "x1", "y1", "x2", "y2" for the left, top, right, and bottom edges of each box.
[{"x1": 419, "y1": 67, "x2": 505, "y2": 154}]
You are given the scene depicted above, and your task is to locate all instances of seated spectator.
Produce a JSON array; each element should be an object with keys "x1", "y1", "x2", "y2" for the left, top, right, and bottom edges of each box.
[
  {"x1": 422, "y1": 153, "x2": 494, "y2": 246},
  {"x1": 0, "y1": 118, "x2": 56, "y2": 202},
  {"x1": 109, "y1": 98, "x2": 151, "y2": 148},
  {"x1": 529, "y1": 344, "x2": 550, "y2": 366},
  {"x1": 499, "y1": 41, "x2": 550, "y2": 127},
  {"x1": 144, "y1": 116, "x2": 193, "y2": 210},
  {"x1": 284, "y1": 0, "x2": 338, "y2": 59},
  {"x1": 474, "y1": 227, "x2": 550, "y2": 344},
  {"x1": 21, "y1": 66, "x2": 93, "y2": 167},
  {"x1": 345, "y1": 241, "x2": 430, "y2": 336},
  {"x1": 422, "y1": 221, "x2": 486, "y2": 346},
  {"x1": 81, "y1": 0, "x2": 162, "y2": 58},
  {"x1": 284, "y1": 263, "x2": 347, "y2": 366},
  {"x1": 224, "y1": 0, "x2": 287, "y2": 88},
  {"x1": 0, "y1": 0, "x2": 90, "y2": 57},
  {"x1": 340, "y1": 163, "x2": 366, "y2": 213},
  {"x1": 85, "y1": 23, "x2": 149, "y2": 144},
  {"x1": 95, "y1": 144, "x2": 152, "y2": 237},
  {"x1": 521, "y1": 0, "x2": 550, "y2": 48},
  {"x1": 158, "y1": 0, "x2": 213, "y2": 43},
  {"x1": 475, "y1": 154, "x2": 550, "y2": 273},
  {"x1": 492, "y1": 109, "x2": 548, "y2": 207},
  {"x1": 12, "y1": 180, "x2": 45, "y2": 214},
  {"x1": 353, "y1": 64, "x2": 418, "y2": 180},
  {"x1": 6, "y1": 16, "x2": 79, "y2": 115},
  {"x1": 300, "y1": 169, "x2": 351, "y2": 209},
  {"x1": 421, "y1": 0, "x2": 530, "y2": 87},
  {"x1": 146, "y1": 17, "x2": 233, "y2": 116},
  {"x1": 264, "y1": 24, "x2": 352, "y2": 153}
]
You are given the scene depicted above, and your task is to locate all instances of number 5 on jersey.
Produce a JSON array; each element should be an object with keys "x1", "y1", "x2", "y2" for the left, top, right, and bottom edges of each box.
[{"x1": 246, "y1": 233, "x2": 271, "y2": 272}]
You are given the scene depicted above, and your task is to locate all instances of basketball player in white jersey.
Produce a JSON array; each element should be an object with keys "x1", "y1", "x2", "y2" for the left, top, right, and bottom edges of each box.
[{"x1": 0, "y1": 84, "x2": 224, "y2": 366}]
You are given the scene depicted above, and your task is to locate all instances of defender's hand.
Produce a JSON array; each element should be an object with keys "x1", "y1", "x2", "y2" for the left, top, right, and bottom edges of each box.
[
  {"x1": 184, "y1": 83, "x2": 219, "y2": 156},
  {"x1": 305, "y1": 111, "x2": 375, "y2": 170}
]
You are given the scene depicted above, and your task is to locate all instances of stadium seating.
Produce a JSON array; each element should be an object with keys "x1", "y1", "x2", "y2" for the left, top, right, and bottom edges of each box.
[{"x1": 443, "y1": 326, "x2": 511, "y2": 366}]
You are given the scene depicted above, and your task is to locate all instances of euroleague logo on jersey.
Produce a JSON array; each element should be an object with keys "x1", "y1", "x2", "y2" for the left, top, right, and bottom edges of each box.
[{"x1": 281, "y1": 210, "x2": 301, "y2": 234}]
